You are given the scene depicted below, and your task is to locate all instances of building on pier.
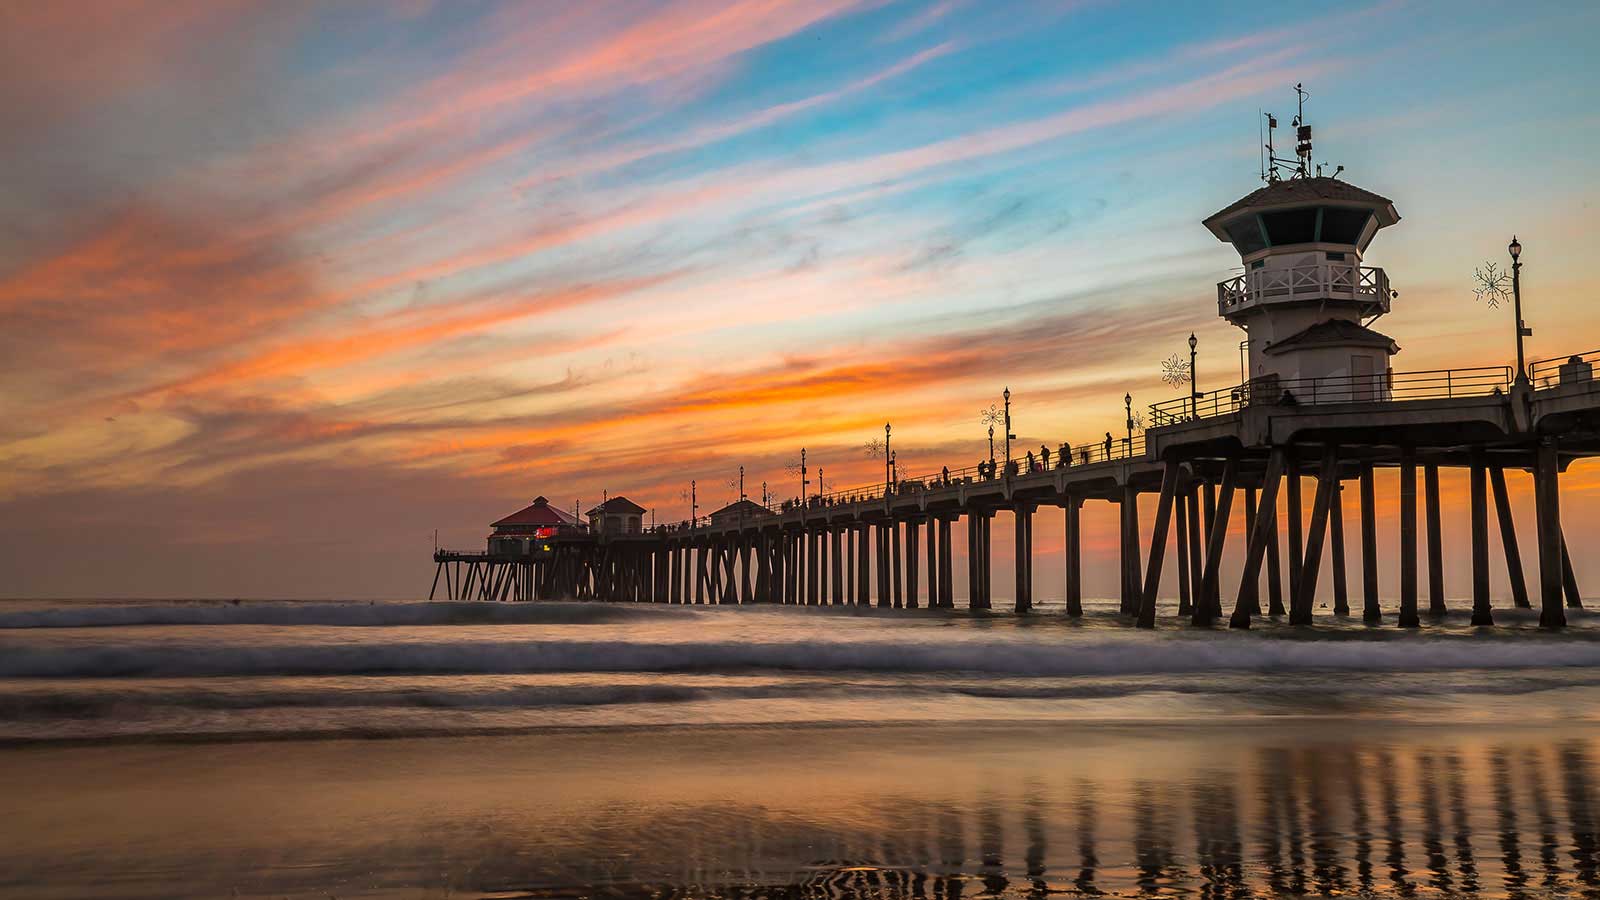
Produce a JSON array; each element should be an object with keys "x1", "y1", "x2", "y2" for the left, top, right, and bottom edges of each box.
[
  {"x1": 586, "y1": 496, "x2": 646, "y2": 535},
  {"x1": 1206, "y1": 176, "x2": 1401, "y2": 395},
  {"x1": 488, "y1": 496, "x2": 583, "y2": 555},
  {"x1": 708, "y1": 498, "x2": 774, "y2": 527}
]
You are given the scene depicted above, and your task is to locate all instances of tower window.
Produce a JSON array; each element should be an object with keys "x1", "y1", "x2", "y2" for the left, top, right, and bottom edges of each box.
[
  {"x1": 1261, "y1": 207, "x2": 1319, "y2": 246},
  {"x1": 1225, "y1": 218, "x2": 1267, "y2": 255},
  {"x1": 1318, "y1": 207, "x2": 1372, "y2": 245}
]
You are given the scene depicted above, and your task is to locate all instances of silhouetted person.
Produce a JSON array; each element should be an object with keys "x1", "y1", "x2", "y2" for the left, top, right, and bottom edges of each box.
[
  {"x1": 1059, "y1": 442, "x2": 1070, "y2": 467},
  {"x1": 941, "y1": 465, "x2": 950, "y2": 484},
  {"x1": 1026, "y1": 450, "x2": 1036, "y2": 472},
  {"x1": 1040, "y1": 445, "x2": 1051, "y2": 469},
  {"x1": 1104, "y1": 432, "x2": 1113, "y2": 458}
]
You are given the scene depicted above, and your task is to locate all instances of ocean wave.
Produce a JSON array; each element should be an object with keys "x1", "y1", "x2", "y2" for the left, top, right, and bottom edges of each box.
[
  {"x1": 6, "y1": 634, "x2": 1600, "y2": 679},
  {"x1": 0, "y1": 601, "x2": 691, "y2": 629}
]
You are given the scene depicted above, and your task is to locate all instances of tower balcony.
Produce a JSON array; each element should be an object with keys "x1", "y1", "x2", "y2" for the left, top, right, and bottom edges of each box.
[{"x1": 1217, "y1": 263, "x2": 1390, "y2": 317}]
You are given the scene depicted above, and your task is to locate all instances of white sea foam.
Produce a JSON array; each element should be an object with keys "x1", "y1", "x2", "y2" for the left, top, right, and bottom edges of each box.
[
  {"x1": 0, "y1": 601, "x2": 689, "y2": 629},
  {"x1": 5, "y1": 634, "x2": 1600, "y2": 679}
]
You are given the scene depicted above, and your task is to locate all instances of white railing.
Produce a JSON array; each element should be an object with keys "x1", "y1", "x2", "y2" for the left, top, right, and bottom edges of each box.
[{"x1": 1218, "y1": 263, "x2": 1390, "y2": 314}]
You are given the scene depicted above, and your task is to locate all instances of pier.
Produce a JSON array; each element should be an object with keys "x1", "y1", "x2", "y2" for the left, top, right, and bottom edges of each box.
[{"x1": 431, "y1": 112, "x2": 1600, "y2": 629}]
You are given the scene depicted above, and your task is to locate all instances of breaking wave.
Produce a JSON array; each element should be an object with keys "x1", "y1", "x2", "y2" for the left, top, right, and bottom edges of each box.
[
  {"x1": 0, "y1": 601, "x2": 692, "y2": 629},
  {"x1": 6, "y1": 634, "x2": 1600, "y2": 679}
]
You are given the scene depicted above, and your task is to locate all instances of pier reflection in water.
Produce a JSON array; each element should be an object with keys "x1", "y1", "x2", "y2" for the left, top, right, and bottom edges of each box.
[{"x1": 10, "y1": 724, "x2": 1600, "y2": 898}]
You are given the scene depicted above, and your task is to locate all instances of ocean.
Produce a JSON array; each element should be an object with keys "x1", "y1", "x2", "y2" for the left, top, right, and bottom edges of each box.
[{"x1": 6, "y1": 596, "x2": 1600, "y2": 898}]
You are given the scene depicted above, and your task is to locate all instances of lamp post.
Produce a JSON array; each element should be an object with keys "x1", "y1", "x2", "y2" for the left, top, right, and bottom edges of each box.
[
  {"x1": 1124, "y1": 392, "x2": 1134, "y2": 458},
  {"x1": 884, "y1": 423, "x2": 892, "y2": 491},
  {"x1": 1003, "y1": 387, "x2": 1014, "y2": 468},
  {"x1": 738, "y1": 465, "x2": 745, "y2": 501},
  {"x1": 1188, "y1": 332, "x2": 1200, "y2": 418},
  {"x1": 801, "y1": 448, "x2": 809, "y2": 502},
  {"x1": 690, "y1": 480, "x2": 697, "y2": 529},
  {"x1": 1510, "y1": 236, "x2": 1531, "y2": 382},
  {"x1": 817, "y1": 467, "x2": 824, "y2": 502},
  {"x1": 890, "y1": 451, "x2": 897, "y2": 485},
  {"x1": 988, "y1": 424, "x2": 995, "y2": 463}
]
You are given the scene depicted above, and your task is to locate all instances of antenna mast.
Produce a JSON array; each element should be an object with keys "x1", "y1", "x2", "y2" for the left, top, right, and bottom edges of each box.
[{"x1": 1261, "y1": 83, "x2": 1339, "y2": 183}]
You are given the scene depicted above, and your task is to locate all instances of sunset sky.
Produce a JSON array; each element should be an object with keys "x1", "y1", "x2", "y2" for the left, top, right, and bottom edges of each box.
[{"x1": 3, "y1": 0, "x2": 1598, "y2": 600}]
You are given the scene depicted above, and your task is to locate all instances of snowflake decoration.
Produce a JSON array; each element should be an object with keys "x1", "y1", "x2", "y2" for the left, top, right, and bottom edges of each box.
[
  {"x1": 1161, "y1": 353, "x2": 1192, "y2": 389},
  {"x1": 980, "y1": 404, "x2": 1004, "y2": 428},
  {"x1": 784, "y1": 460, "x2": 804, "y2": 475},
  {"x1": 1129, "y1": 411, "x2": 1146, "y2": 433},
  {"x1": 863, "y1": 438, "x2": 884, "y2": 458},
  {"x1": 1473, "y1": 262, "x2": 1512, "y2": 309}
]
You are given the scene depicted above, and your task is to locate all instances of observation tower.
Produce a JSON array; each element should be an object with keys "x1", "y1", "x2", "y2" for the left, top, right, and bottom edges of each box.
[{"x1": 1203, "y1": 86, "x2": 1400, "y2": 401}]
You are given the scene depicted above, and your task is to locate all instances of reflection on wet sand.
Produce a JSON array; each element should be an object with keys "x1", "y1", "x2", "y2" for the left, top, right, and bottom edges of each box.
[{"x1": 10, "y1": 727, "x2": 1600, "y2": 898}]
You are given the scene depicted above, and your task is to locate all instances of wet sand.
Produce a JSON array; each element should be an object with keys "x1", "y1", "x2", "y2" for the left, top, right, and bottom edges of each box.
[{"x1": 8, "y1": 719, "x2": 1600, "y2": 898}]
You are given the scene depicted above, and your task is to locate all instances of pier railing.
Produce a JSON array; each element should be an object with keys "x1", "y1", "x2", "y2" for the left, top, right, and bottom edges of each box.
[
  {"x1": 1217, "y1": 263, "x2": 1390, "y2": 315},
  {"x1": 1529, "y1": 351, "x2": 1599, "y2": 388},
  {"x1": 1148, "y1": 365, "x2": 1514, "y2": 427}
]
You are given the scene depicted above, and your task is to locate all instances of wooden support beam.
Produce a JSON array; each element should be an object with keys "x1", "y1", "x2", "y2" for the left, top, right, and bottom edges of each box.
[
  {"x1": 1241, "y1": 487, "x2": 1261, "y2": 616},
  {"x1": 1292, "y1": 447, "x2": 1339, "y2": 624},
  {"x1": 859, "y1": 525, "x2": 873, "y2": 606},
  {"x1": 1399, "y1": 447, "x2": 1420, "y2": 628},
  {"x1": 1266, "y1": 501, "x2": 1286, "y2": 616},
  {"x1": 940, "y1": 517, "x2": 954, "y2": 608},
  {"x1": 1014, "y1": 504, "x2": 1033, "y2": 613},
  {"x1": 891, "y1": 520, "x2": 904, "y2": 609},
  {"x1": 906, "y1": 520, "x2": 921, "y2": 609},
  {"x1": 1536, "y1": 441, "x2": 1566, "y2": 627},
  {"x1": 1425, "y1": 463, "x2": 1446, "y2": 614},
  {"x1": 1490, "y1": 465, "x2": 1531, "y2": 609},
  {"x1": 838, "y1": 525, "x2": 851, "y2": 602},
  {"x1": 926, "y1": 516, "x2": 938, "y2": 608},
  {"x1": 1121, "y1": 485, "x2": 1141, "y2": 616},
  {"x1": 1286, "y1": 453, "x2": 1304, "y2": 604},
  {"x1": 1197, "y1": 456, "x2": 1239, "y2": 627},
  {"x1": 1470, "y1": 450, "x2": 1494, "y2": 625},
  {"x1": 1562, "y1": 532, "x2": 1582, "y2": 609},
  {"x1": 1137, "y1": 459, "x2": 1182, "y2": 629},
  {"x1": 1064, "y1": 500, "x2": 1082, "y2": 617},
  {"x1": 966, "y1": 514, "x2": 979, "y2": 609},
  {"x1": 1360, "y1": 463, "x2": 1380, "y2": 623},
  {"x1": 1186, "y1": 483, "x2": 1205, "y2": 615},
  {"x1": 1230, "y1": 448, "x2": 1286, "y2": 630},
  {"x1": 878, "y1": 523, "x2": 892, "y2": 608},
  {"x1": 1330, "y1": 483, "x2": 1349, "y2": 615},
  {"x1": 1175, "y1": 484, "x2": 1192, "y2": 617},
  {"x1": 429, "y1": 562, "x2": 442, "y2": 602}
]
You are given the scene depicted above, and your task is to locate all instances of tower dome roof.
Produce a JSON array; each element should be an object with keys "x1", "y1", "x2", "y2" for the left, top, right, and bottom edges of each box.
[{"x1": 1204, "y1": 177, "x2": 1399, "y2": 242}]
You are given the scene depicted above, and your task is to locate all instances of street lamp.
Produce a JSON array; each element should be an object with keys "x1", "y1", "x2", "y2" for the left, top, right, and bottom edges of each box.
[
  {"x1": 1003, "y1": 387, "x2": 1015, "y2": 468},
  {"x1": 738, "y1": 465, "x2": 745, "y2": 501},
  {"x1": 987, "y1": 424, "x2": 995, "y2": 463},
  {"x1": 884, "y1": 423, "x2": 892, "y2": 491},
  {"x1": 1510, "y1": 236, "x2": 1531, "y2": 381},
  {"x1": 1124, "y1": 392, "x2": 1134, "y2": 457},
  {"x1": 1188, "y1": 332, "x2": 1200, "y2": 418},
  {"x1": 691, "y1": 480, "x2": 698, "y2": 529},
  {"x1": 817, "y1": 467, "x2": 824, "y2": 501}
]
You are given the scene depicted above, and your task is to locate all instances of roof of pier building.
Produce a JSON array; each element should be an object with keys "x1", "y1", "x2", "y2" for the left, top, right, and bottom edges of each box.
[
  {"x1": 585, "y1": 496, "x2": 646, "y2": 517},
  {"x1": 707, "y1": 499, "x2": 773, "y2": 522},
  {"x1": 1203, "y1": 177, "x2": 1400, "y2": 250},
  {"x1": 1263, "y1": 319, "x2": 1399, "y2": 356},
  {"x1": 492, "y1": 496, "x2": 581, "y2": 531}
]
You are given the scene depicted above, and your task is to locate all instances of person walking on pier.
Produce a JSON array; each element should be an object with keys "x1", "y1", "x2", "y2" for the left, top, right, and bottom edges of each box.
[
  {"x1": 941, "y1": 466, "x2": 950, "y2": 485},
  {"x1": 1040, "y1": 445, "x2": 1051, "y2": 469},
  {"x1": 1104, "y1": 432, "x2": 1113, "y2": 460},
  {"x1": 1058, "y1": 442, "x2": 1070, "y2": 468},
  {"x1": 1026, "y1": 450, "x2": 1036, "y2": 473}
]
